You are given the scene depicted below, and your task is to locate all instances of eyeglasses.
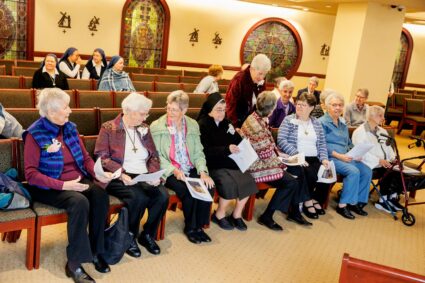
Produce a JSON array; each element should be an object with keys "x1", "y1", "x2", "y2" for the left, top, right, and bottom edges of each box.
[
  {"x1": 296, "y1": 103, "x2": 309, "y2": 108},
  {"x1": 330, "y1": 103, "x2": 343, "y2": 108},
  {"x1": 355, "y1": 95, "x2": 367, "y2": 99},
  {"x1": 213, "y1": 108, "x2": 226, "y2": 113},
  {"x1": 166, "y1": 106, "x2": 181, "y2": 113},
  {"x1": 139, "y1": 112, "x2": 149, "y2": 118}
]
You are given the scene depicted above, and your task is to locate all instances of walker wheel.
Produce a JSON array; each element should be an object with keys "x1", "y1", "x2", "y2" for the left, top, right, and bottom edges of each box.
[{"x1": 402, "y1": 212, "x2": 415, "y2": 226}]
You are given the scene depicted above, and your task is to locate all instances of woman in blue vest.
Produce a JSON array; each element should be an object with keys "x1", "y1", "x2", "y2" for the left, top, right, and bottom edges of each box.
[
  {"x1": 82, "y1": 48, "x2": 107, "y2": 80},
  {"x1": 58, "y1": 47, "x2": 81, "y2": 79},
  {"x1": 24, "y1": 88, "x2": 113, "y2": 282}
]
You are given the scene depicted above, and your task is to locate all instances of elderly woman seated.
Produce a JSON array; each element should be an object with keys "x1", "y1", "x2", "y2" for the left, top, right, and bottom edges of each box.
[
  {"x1": 98, "y1": 56, "x2": 136, "y2": 92},
  {"x1": 150, "y1": 90, "x2": 215, "y2": 244},
  {"x1": 32, "y1": 54, "x2": 69, "y2": 90},
  {"x1": 94, "y1": 92, "x2": 168, "y2": 257},
  {"x1": 241, "y1": 91, "x2": 311, "y2": 231},
  {"x1": 197, "y1": 92, "x2": 257, "y2": 231},
  {"x1": 24, "y1": 88, "x2": 112, "y2": 282},
  {"x1": 277, "y1": 93, "x2": 329, "y2": 219},
  {"x1": 319, "y1": 91, "x2": 372, "y2": 220},
  {"x1": 344, "y1": 88, "x2": 369, "y2": 127},
  {"x1": 268, "y1": 80, "x2": 296, "y2": 128},
  {"x1": 352, "y1": 105, "x2": 404, "y2": 213}
]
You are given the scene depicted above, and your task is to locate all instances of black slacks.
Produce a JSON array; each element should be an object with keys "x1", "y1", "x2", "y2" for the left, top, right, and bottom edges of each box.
[
  {"x1": 374, "y1": 167, "x2": 403, "y2": 196},
  {"x1": 28, "y1": 179, "x2": 109, "y2": 263},
  {"x1": 165, "y1": 168, "x2": 213, "y2": 231},
  {"x1": 106, "y1": 179, "x2": 168, "y2": 237},
  {"x1": 265, "y1": 172, "x2": 298, "y2": 213}
]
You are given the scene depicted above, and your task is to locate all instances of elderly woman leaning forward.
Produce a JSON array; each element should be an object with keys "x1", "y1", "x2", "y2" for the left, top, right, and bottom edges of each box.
[
  {"x1": 94, "y1": 92, "x2": 168, "y2": 257},
  {"x1": 319, "y1": 92, "x2": 372, "y2": 220},
  {"x1": 24, "y1": 88, "x2": 113, "y2": 283},
  {"x1": 150, "y1": 90, "x2": 215, "y2": 244}
]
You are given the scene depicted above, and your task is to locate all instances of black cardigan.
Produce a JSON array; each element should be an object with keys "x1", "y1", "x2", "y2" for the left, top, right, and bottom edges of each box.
[
  {"x1": 198, "y1": 116, "x2": 242, "y2": 170},
  {"x1": 32, "y1": 68, "x2": 69, "y2": 90}
]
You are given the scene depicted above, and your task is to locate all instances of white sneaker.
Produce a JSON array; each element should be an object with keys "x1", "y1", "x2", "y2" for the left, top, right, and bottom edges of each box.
[{"x1": 374, "y1": 201, "x2": 393, "y2": 213}]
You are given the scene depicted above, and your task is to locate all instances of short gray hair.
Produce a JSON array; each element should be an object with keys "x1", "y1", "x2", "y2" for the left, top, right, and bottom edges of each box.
[
  {"x1": 367, "y1": 105, "x2": 384, "y2": 120},
  {"x1": 121, "y1": 92, "x2": 152, "y2": 115},
  {"x1": 278, "y1": 80, "x2": 294, "y2": 90},
  {"x1": 256, "y1": 91, "x2": 277, "y2": 117},
  {"x1": 325, "y1": 92, "x2": 345, "y2": 108},
  {"x1": 167, "y1": 90, "x2": 189, "y2": 110},
  {"x1": 36, "y1": 88, "x2": 70, "y2": 117},
  {"x1": 320, "y1": 88, "x2": 336, "y2": 104},
  {"x1": 251, "y1": 54, "x2": 271, "y2": 72},
  {"x1": 274, "y1": 77, "x2": 287, "y2": 88},
  {"x1": 309, "y1": 76, "x2": 319, "y2": 86},
  {"x1": 357, "y1": 88, "x2": 369, "y2": 98}
]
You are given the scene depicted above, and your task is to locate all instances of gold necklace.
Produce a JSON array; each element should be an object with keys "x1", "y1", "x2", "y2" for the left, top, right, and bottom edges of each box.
[{"x1": 123, "y1": 123, "x2": 138, "y2": 153}]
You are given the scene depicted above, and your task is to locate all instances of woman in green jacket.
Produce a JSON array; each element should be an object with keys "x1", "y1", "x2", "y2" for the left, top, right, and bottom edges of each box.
[{"x1": 150, "y1": 90, "x2": 215, "y2": 244}]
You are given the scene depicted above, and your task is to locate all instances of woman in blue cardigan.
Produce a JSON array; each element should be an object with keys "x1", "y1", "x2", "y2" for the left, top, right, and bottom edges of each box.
[{"x1": 277, "y1": 93, "x2": 329, "y2": 219}]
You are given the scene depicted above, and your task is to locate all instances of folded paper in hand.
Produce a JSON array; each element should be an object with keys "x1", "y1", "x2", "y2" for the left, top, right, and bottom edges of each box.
[
  {"x1": 129, "y1": 169, "x2": 166, "y2": 185},
  {"x1": 346, "y1": 143, "x2": 374, "y2": 159},
  {"x1": 280, "y1": 153, "x2": 305, "y2": 166},
  {"x1": 229, "y1": 139, "x2": 258, "y2": 173},
  {"x1": 94, "y1": 158, "x2": 121, "y2": 180},
  {"x1": 185, "y1": 177, "x2": 213, "y2": 202},
  {"x1": 317, "y1": 160, "x2": 336, "y2": 183}
]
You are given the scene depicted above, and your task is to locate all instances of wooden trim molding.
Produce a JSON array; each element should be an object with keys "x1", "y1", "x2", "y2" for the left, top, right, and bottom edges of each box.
[
  {"x1": 400, "y1": 28, "x2": 413, "y2": 89},
  {"x1": 405, "y1": 83, "x2": 425, "y2": 89},
  {"x1": 33, "y1": 51, "x2": 113, "y2": 61},
  {"x1": 119, "y1": 0, "x2": 171, "y2": 68},
  {"x1": 26, "y1": 0, "x2": 35, "y2": 60},
  {"x1": 239, "y1": 17, "x2": 303, "y2": 80},
  {"x1": 167, "y1": 61, "x2": 241, "y2": 71},
  {"x1": 294, "y1": 72, "x2": 326, "y2": 79}
]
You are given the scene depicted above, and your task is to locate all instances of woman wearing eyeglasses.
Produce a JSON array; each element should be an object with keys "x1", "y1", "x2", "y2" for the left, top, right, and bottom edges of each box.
[
  {"x1": 150, "y1": 90, "x2": 215, "y2": 244},
  {"x1": 277, "y1": 93, "x2": 329, "y2": 219}
]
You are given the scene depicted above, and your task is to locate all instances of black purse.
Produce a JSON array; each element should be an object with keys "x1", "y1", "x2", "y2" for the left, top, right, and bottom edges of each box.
[{"x1": 103, "y1": 207, "x2": 132, "y2": 265}]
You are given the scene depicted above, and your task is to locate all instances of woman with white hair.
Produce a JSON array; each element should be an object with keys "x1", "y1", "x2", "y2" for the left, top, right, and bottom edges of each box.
[
  {"x1": 319, "y1": 92, "x2": 372, "y2": 220},
  {"x1": 225, "y1": 54, "x2": 271, "y2": 127},
  {"x1": 24, "y1": 88, "x2": 113, "y2": 282},
  {"x1": 150, "y1": 90, "x2": 215, "y2": 244},
  {"x1": 268, "y1": 79, "x2": 296, "y2": 128},
  {"x1": 95, "y1": 92, "x2": 168, "y2": 257},
  {"x1": 352, "y1": 105, "x2": 404, "y2": 213}
]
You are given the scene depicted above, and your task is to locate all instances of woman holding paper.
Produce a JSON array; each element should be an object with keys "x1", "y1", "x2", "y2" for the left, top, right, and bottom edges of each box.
[
  {"x1": 198, "y1": 92, "x2": 257, "y2": 231},
  {"x1": 95, "y1": 92, "x2": 168, "y2": 257},
  {"x1": 24, "y1": 88, "x2": 113, "y2": 281},
  {"x1": 352, "y1": 105, "x2": 404, "y2": 213},
  {"x1": 241, "y1": 91, "x2": 311, "y2": 231},
  {"x1": 277, "y1": 93, "x2": 329, "y2": 219},
  {"x1": 319, "y1": 92, "x2": 372, "y2": 220},
  {"x1": 150, "y1": 90, "x2": 215, "y2": 244}
]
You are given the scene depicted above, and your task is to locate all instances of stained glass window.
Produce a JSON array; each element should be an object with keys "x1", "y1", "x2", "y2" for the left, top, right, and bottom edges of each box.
[
  {"x1": 241, "y1": 19, "x2": 302, "y2": 81},
  {"x1": 391, "y1": 30, "x2": 412, "y2": 90},
  {"x1": 0, "y1": 0, "x2": 28, "y2": 59},
  {"x1": 121, "y1": 0, "x2": 166, "y2": 68}
]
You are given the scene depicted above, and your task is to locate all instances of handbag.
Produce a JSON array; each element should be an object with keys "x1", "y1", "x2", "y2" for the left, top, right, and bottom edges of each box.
[{"x1": 103, "y1": 207, "x2": 132, "y2": 265}]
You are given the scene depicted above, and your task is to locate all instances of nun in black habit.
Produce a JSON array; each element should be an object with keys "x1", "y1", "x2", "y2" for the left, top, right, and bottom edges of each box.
[{"x1": 197, "y1": 92, "x2": 257, "y2": 231}]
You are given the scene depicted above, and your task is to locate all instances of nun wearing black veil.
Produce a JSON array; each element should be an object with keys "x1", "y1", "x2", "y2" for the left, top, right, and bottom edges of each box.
[
  {"x1": 32, "y1": 54, "x2": 69, "y2": 90},
  {"x1": 97, "y1": 55, "x2": 136, "y2": 92},
  {"x1": 82, "y1": 48, "x2": 108, "y2": 80},
  {"x1": 197, "y1": 92, "x2": 257, "y2": 231}
]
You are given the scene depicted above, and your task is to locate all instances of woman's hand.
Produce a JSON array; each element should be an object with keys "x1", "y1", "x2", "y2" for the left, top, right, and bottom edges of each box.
[
  {"x1": 229, "y1": 144, "x2": 240, "y2": 154},
  {"x1": 322, "y1": 159, "x2": 330, "y2": 169},
  {"x1": 96, "y1": 172, "x2": 114, "y2": 183},
  {"x1": 147, "y1": 179, "x2": 161, "y2": 186},
  {"x1": 120, "y1": 173, "x2": 133, "y2": 186},
  {"x1": 379, "y1": 159, "x2": 392, "y2": 168},
  {"x1": 173, "y1": 169, "x2": 186, "y2": 181},
  {"x1": 76, "y1": 56, "x2": 82, "y2": 65},
  {"x1": 277, "y1": 151, "x2": 289, "y2": 159},
  {"x1": 200, "y1": 172, "x2": 214, "y2": 189},
  {"x1": 334, "y1": 152, "x2": 353, "y2": 163},
  {"x1": 62, "y1": 176, "x2": 89, "y2": 192}
]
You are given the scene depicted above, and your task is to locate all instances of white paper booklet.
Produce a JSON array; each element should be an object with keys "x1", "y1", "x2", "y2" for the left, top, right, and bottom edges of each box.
[
  {"x1": 392, "y1": 165, "x2": 422, "y2": 175},
  {"x1": 346, "y1": 143, "x2": 374, "y2": 159},
  {"x1": 185, "y1": 177, "x2": 213, "y2": 202},
  {"x1": 317, "y1": 160, "x2": 337, "y2": 183},
  {"x1": 129, "y1": 169, "x2": 166, "y2": 185},
  {"x1": 229, "y1": 139, "x2": 258, "y2": 173},
  {"x1": 94, "y1": 158, "x2": 121, "y2": 180},
  {"x1": 280, "y1": 153, "x2": 305, "y2": 166}
]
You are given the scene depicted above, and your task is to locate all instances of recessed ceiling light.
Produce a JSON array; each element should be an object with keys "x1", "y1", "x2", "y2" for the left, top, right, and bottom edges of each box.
[
  {"x1": 303, "y1": 8, "x2": 309, "y2": 11},
  {"x1": 325, "y1": 5, "x2": 332, "y2": 8},
  {"x1": 271, "y1": 3, "x2": 278, "y2": 7}
]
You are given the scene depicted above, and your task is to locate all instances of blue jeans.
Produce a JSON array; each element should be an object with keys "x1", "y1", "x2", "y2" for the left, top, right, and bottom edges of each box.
[{"x1": 332, "y1": 159, "x2": 372, "y2": 205}]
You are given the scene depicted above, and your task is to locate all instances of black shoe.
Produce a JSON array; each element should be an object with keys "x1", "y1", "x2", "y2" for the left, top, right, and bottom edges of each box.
[
  {"x1": 388, "y1": 198, "x2": 404, "y2": 211},
  {"x1": 196, "y1": 229, "x2": 212, "y2": 242},
  {"x1": 257, "y1": 215, "x2": 283, "y2": 231},
  {"x1": 336, "y1": 206, "x2": 355, "y2": 220},
  {"x1": 313, "y1": 201, "x2": 326, "y2": 215},
  {"x1": 65, "y1": 263, "x2": 95, "y2": 283},
  {"x1": 302, "y1": 205, "x2": 319, "y2": 219},
  {"x1": 138, "y1": 233, "x2": 160, "y2": 255},
  {"x1": 126, "y1": 237, "x2": 141, "y2": 258},
  {"x1": 347, "y1": 204, "x2": 368, "y2": 216},
  {"x1": 211, "y1": 212, "x2": 234, "y2": 230},
  {"x1": 229, "y1": 216, "x2": 248, "y2": 231},
  {"x1": 92, "y1": 254, "x2": 110, "y2": 273},
  {"x1": 287, "y1": 212, "x2": 313, "y2": 226},
  {"x1": 184, "y1": 229, "x2": 201, "y2": 244}
]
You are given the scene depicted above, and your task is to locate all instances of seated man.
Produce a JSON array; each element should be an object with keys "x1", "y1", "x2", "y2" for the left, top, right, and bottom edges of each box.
[
  {"x1": 0, "y1": 103, "x2": 24, "y2": 138},
  {"x1": 344, "y1": 88, "x2": 369, "y2": 127},
  {"x1": 297, "y1": 76, "x2": 320, "y2": 104}
]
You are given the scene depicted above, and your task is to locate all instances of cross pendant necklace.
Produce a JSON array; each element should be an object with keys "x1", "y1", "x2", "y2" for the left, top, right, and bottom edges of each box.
[{"x1": 123, "y1": 122, "x2": 138, "y2": 153}]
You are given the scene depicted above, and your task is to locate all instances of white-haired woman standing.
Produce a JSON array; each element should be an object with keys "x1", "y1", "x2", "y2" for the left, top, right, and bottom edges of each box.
[
  {"x1": 95, "y1": 92, "x2": 168, "y2": 257},
  {"x1": 268, "y1": 79, "x2": 296, "y2": 128},
  {"x1": 150, "y1": 90, "x2": 215, "y2": 244},
  {"x1": 24, "y1": 88, "x2": 113, "y2": 282},
  {"x1": 226, "y1": 54, "x2": 271, "y2": 127},
  {"x1": 352, "y1": 105, "x2": 404, "y2": 213},
  {"x1": 319, "y1": 92, "x2": 372, "y2": 220}
]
